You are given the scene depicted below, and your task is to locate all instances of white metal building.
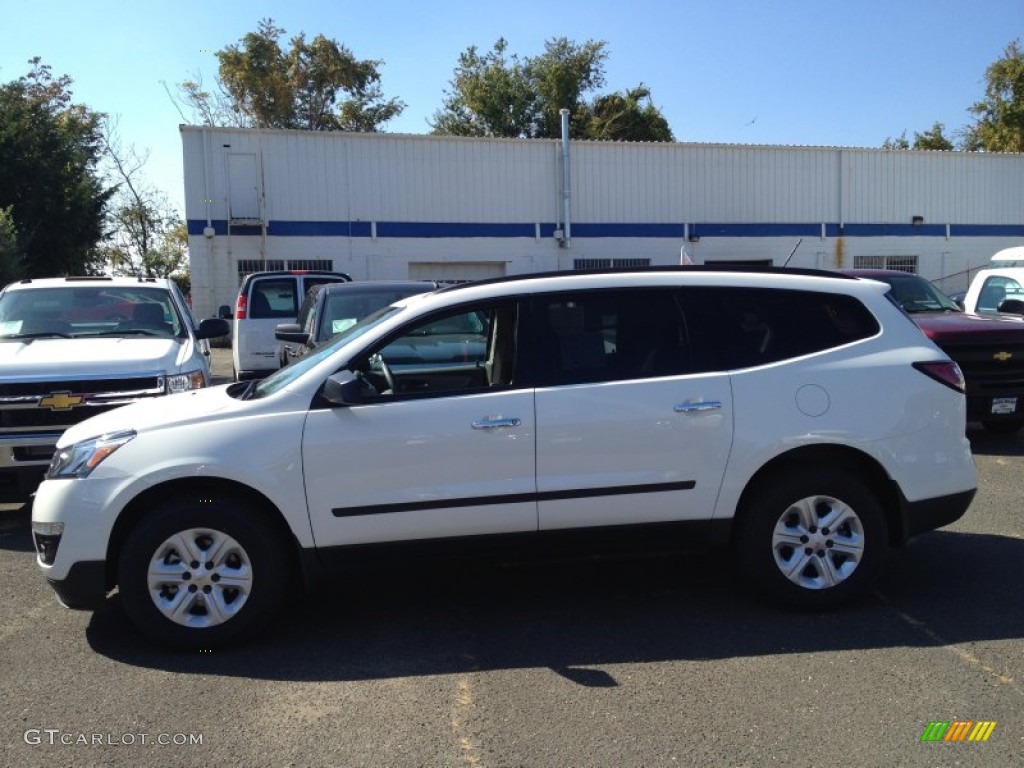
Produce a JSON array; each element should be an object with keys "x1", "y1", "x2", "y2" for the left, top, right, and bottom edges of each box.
[{"x1": 181, "y1": 125, "x2": 1024, "y2": 320}]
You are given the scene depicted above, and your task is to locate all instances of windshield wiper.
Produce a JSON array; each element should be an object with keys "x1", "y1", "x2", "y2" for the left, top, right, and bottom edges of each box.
[
  {"x1": 2, "y1": 331, "x2": 73, "y2": 340},
  {"x1": 84, "y1": 329, "x2": 166, "y2": 337}
]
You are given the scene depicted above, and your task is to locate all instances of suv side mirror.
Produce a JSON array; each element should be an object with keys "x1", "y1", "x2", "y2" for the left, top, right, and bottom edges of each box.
[
  {"x1": 322, "y1": 370, "x2": 364, "y2": 406},
  {"x1": 217, "y1": 304, "x2": 233, "y2": 320},
  {"x1": 275, "y1": 323, "x2": 310, "y2": 344},
  {"x1": 196, "y1": 317, "x2": 231, "y2": 340}
]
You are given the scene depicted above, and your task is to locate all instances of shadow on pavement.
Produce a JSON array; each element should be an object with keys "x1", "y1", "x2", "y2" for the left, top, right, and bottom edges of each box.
[
  {"x1": 86, "y1": 529, "x2": 1024, "y2": 684},
  {"x1": 0, "y1": 501, "x2": 34, "y2": 553}
]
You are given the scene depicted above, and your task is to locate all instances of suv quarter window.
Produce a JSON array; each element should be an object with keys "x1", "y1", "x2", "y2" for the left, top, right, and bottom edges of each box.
[{"x1": 682, "y1": 287, "x2": 880, "y2": 371}]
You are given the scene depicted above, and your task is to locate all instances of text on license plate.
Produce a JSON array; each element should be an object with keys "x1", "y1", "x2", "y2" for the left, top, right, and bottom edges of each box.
[{"x1": 991, "y1": 397, "x2": 1017, "y2": 415}]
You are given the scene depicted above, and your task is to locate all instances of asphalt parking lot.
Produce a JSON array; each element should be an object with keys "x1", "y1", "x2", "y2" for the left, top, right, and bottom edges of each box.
[{"x1": 1, "y1": 355, "x2": 1021, "y2": 766}]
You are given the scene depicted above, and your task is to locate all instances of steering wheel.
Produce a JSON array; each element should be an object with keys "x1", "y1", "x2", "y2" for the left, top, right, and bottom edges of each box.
[{"x1": 371, "y1": 352, "x2": 396, "y2": 393}]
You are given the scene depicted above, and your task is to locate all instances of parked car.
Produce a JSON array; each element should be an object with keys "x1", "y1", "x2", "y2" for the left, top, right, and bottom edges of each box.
[
  {"x1": 275, "y1": 280, "x2": 439, "y2": 366},
  {"x1": 960, "y1": 267, "x2": 1024, "y2": 316},
  {"x1": 843, "y1": 269, "x2": 1024, "y2": 433},
  {"x1": 32, "y1": 267, "x2": 976, "y2": 649},
  {"x1": 229, "y1": 269, "x2": 351, "y2": 380},
  {"x1": 0, "y1": 276, "x2": 229, "y2": 500}
]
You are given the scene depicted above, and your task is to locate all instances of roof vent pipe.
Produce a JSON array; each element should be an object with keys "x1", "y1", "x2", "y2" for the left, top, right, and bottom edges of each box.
[{"x1": 560, "y1": 108, "x2": 571, "y2": 249}]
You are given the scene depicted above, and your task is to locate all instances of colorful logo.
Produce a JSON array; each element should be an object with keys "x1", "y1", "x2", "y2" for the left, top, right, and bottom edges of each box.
[
  {"x1": 993, "y1": 351, "x2": 1013, "y2": 362},
  {"x1": 920, "y1": 721, "x2": 997, "y2": 742}
]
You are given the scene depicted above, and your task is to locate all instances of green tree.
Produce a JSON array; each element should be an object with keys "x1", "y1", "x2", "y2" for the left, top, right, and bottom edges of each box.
[
  {"x1": 525, "y1": 37, "x2": 608, "y2": 138},
  {"x1": 430, "y1": 39, "x2": 536, "y2": 137},
  {"x1": 582, "y1": 85, "x2": 674, "y2": 141},
  {"x1": 913, "y1": 122, "x2": 954, "y2": 150},
  {"x1": 180, "y1": 18, "x2": 404, "y2": 131},
  {"x1": 0, "y1": 58, "x2": 110, "y2": 277},
  {"x1": 432, "y1": 38, "x2": 673, "y2": 141},
  {"x1": 965, "y1": 39, "x2": 1024, "y2": 152},
  {"x1": 99, "y1": 119, "x2": 188, "y2": 279},
  {"x1": 0, "y1": 206, "x2": 22, "y2": 285},
  {"x1": 882, "y1": 123, "x2": 953, "y2": 151},
  {"x1": 882, "y1": 131, "x2": 911, "y2": 150}
]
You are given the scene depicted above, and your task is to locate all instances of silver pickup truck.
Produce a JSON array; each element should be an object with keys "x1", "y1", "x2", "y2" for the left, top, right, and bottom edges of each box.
[{"x1": 0, "y1": 275, "x2": 228, "y2": 500}]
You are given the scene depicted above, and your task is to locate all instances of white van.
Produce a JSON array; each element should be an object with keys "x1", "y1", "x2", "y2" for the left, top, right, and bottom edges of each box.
[{"x1": 230, "y1": 270, "x2": 350, "y2": 380}]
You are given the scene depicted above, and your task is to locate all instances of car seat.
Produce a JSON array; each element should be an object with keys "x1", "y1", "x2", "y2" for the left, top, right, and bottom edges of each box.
[{"x1": 131, "y1": 303, "x2": 172, "y2": 334}]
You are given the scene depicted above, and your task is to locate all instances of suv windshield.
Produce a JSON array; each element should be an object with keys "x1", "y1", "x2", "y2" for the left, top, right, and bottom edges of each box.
[
  {"x1": 0, "y1": 286, "x2": 183, "y2": 339},
  {"x1": 879, "y1": 274, "x2": 961, "y2": 314}
]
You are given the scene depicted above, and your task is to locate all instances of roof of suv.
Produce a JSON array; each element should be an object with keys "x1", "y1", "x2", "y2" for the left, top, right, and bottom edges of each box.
[
  {"x1": 3, "y1": 276, "x2": 175, "y2": 291},
  {"x1": 312, "y1": 280, "x2": 438, "y2": 297},
  {"x1": 437, "y1": 265, "x2": 858, "y2": 296},
  {"x1": 239, "y1": 270, "x2": 352, "y2": 289}
]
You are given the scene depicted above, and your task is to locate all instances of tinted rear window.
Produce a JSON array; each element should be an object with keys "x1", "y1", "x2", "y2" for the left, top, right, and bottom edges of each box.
[
  {"x1": 682, "y1": 287, "x2": 879, "y2": 371},
  {"x1": 249, "y1": 278, "x2": 298, "y2": 319}
]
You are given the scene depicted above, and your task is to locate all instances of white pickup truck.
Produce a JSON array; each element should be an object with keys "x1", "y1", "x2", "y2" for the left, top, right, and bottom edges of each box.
[{"x1": 0, "y1": 276, "x2": 229, "y2": 500}]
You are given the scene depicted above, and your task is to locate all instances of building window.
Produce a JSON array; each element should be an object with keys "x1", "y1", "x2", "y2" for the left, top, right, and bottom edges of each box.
[
  {"x1": 287, "y1": 259, "x2": 334, "y2": 272},
  {"x1": 237, "y1": 259, "x2": 285, "y2": 282},
  {"x1": 573, "y1": 258, "x2": 651, "y2": 270},
  {"x1": 854, "y1": 255, "x2": 917, "y2": 273}
]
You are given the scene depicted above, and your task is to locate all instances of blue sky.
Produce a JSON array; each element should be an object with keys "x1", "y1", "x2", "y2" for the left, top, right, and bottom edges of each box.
[{"x1": 3, "y1": 0, "x2": 1021, "y2": 216}]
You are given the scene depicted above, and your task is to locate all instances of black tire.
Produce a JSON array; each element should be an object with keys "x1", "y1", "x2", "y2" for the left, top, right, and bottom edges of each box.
[
  {"x1": 735, "y1": 468, "x2": 888, "y2": 609},
  {"x1": 117, "y1": 495, "x2": 289, "y2": 650},
  {"x1": 980, "y1": 418, "x2": 1024, "y2": 435}
]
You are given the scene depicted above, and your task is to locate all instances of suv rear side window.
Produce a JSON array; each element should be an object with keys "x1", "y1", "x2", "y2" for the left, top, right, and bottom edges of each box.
[
  {"x1": 683, "y1": 287, "x2": 879, "y2": 371},
  {"x1": 534, "y1": 289, "x2": 691, "y2": 386}
]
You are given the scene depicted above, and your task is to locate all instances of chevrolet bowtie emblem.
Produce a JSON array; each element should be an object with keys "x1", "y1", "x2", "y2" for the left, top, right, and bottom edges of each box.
[
  {"x1": 993, "y1": 351, "x2": 1013, "y2": 362},
  {"x1": 39, "y1": 392, "x2": 84, "y2": 410}
]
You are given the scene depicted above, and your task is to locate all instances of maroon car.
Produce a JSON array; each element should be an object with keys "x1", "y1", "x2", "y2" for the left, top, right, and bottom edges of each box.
[{"x1": 844, "y1": 269, "x2": 1024, "y2": 434}]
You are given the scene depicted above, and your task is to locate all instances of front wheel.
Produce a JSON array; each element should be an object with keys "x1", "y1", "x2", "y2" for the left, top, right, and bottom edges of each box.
[
  {"x1": 117, "y1": 496, "x2": 289, "y2": 649},
  {"x1": 735, "y1": 468, "x2": 888, "y2": 609}
]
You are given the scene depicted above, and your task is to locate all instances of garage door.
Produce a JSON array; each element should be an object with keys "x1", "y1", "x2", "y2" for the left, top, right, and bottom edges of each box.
[{"x1": 408, "y1": 261, "x2": 506, "y2": 283}]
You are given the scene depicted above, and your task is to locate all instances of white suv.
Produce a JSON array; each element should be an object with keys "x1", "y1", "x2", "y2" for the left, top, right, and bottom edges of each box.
[{"x1": 31, "y1": 268, "x2": 977, "y2": 649}]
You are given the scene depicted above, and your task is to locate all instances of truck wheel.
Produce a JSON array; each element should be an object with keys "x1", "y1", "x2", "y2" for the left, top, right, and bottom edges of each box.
[
  {"x1": 117, "y1": 495, "x2": 288, "y2": 649},
  {"x1": 735, "y1": 468, "x2": 888, "y2": 609}
]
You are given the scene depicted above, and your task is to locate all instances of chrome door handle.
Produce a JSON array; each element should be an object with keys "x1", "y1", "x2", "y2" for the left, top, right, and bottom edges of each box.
[
  {"x1": 472, "y1": 417, "x2": 522, "y2": 429},
  {"x1": 674, "y1": 401, "x2": 723, "y2": 413}
]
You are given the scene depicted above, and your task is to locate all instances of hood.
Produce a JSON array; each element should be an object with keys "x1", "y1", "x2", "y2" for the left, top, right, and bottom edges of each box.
[
  {"x1": 909, "y1": 310, "x2": 1024, "y2": 344},
  {"x1": 57, "y1": 383, "x2": 236, "y2": 447},
  {"x1": 0, "y1": 337, "x2": 186, "y2": 378}
]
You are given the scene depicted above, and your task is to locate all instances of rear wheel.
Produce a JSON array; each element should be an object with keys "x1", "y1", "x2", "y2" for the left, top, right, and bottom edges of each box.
[
  {"x1": 735, "y1": 468, "x2": 888, "y2": 609},
  {"x1": 117, "y1": 495, "x2": 288, "y2": 649}
]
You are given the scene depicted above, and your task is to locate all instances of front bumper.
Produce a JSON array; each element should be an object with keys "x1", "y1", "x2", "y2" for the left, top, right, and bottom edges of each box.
[{"x1": 46, "y1": 560, "x2": 109, "y2": 610}]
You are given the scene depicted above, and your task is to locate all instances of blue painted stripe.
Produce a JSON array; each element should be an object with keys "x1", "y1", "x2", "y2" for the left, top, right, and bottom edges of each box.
[
  {"x1": 377, "y1": 221, "x2": 537, "y2": 238},
  {"x1": 572, "y1": 223, "x2": 685, "y2": 238},
  {"x1": 269, "y1": 221, "x2": 372, "y2": 237},
  {"x1": 188, "y1": 220, "x2": 1024, "y2": 239}
]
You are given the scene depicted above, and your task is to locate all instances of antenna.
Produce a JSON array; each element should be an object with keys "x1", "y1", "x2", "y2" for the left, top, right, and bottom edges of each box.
[{"x1": 782, "y1": 238, "x2": 803, "y2": 268}]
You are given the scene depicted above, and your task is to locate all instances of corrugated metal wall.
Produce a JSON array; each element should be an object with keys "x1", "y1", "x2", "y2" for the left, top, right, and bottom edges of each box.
[
  {"x1": 183, "y1": 127, "x2": 1024, "y2": 228},
  {"x1": 180, "y1": 126, "x2": 1024, "y2": 319}
]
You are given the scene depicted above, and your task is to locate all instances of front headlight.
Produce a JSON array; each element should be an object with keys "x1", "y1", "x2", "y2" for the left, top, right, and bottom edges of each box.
[
  {"x1": 47, "y1": 430, "x2": 137, "y2": 479},
  {"x1": 166, "y1": 369, "x2": 206, "y2": 393}
]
